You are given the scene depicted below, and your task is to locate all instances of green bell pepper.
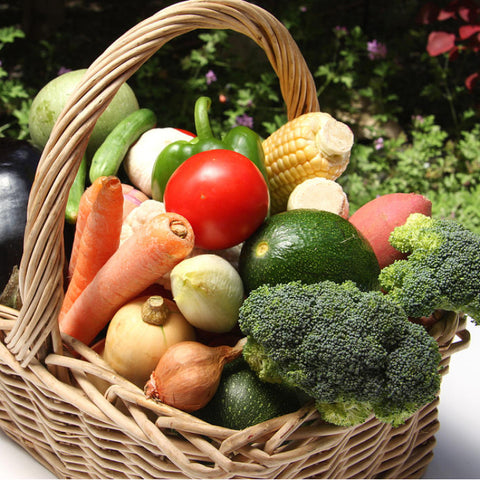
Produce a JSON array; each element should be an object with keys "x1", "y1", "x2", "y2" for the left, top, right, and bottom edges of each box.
[{"x1": 151, "y1": 96, "x2": 268, "y2": 201}]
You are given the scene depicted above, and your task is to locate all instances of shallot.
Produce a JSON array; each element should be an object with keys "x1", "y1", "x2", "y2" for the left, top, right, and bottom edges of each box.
[{"x1": 144, "y1": 338, "x2": 246, "y2": 412}]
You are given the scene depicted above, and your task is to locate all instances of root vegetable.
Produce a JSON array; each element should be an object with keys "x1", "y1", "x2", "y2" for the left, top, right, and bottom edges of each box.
[
  {"x1": 348, "y1": 193, "x2": 432, "y2": 269},
  {"x1": 103, "y1": 295, "x2": 196, "y2": 388},
  {"x1": 60, "y1": 176, "x2": 123, "y2": 320},
  {"x1": 59, "y1": 212, "x2": 194, "y2": 345},
  {"x1": 287, "y1": 177, "x2": 349, "y2": 218},
  {"x1": 120, "y1": 199, "x2": 166, "y2": 244},
  {"x1": 144, "y1": 338, "x2": 246, "y2": 412},
  {"x1": 170, "y1": 254, "x2": 244, "y2": 333}
]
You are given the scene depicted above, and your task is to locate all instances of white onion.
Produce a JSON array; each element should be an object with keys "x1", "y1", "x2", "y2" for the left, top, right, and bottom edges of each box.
[{"x1": 170, "y1": 254, "x2": 244, "y2": 333}]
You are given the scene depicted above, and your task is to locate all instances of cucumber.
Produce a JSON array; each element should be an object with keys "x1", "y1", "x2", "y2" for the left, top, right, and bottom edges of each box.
[
  {"x1": 89, "y1": 108, "x2": 157, "y2": 183},
  {"x1": 65, "y1": 154, "x2": 87, "y2": 224},
  {"x1": 194, "y1": 358, "x2": 300, "y2": 430},
  {"x1": 239, "y1": 209, "x2": 380, "y2": 293}
]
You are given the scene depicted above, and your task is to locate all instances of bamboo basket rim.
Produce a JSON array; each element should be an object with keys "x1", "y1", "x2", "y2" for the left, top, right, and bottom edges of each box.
[{"x1": 0, "y1": 1, "x2": 472, "y2": 478}]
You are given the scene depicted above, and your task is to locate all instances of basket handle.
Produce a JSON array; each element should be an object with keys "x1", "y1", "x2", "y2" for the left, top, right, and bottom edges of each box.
[{"x1": 6, "y1": 0, "x2": 320, "y2": 366}]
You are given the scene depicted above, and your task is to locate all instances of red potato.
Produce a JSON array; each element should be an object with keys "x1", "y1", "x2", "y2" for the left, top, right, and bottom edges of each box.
[{"x1": 348, "y1": 193, "x2": 432, "y2": 269}]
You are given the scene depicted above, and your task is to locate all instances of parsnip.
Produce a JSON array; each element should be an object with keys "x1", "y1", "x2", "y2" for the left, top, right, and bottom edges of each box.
[{"x1": 287, "y1": 177, "x2": 349, "y2": 218}]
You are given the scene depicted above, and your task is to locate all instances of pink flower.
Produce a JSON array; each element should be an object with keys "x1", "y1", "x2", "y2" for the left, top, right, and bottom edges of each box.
[
  {"x1": 235, "y1": 114, "x2": 254, "y2": 129},
  {"x1": 367, "y1": 40, "x2": 387, "y2": 60},
  {"x1": 465, "y1": 71, "x2": 479, "y2": 90},
  {"x1": 374, "y1": 137, "x2": 384, "y2": 150},
  {"x1": 205, "y1": 70, "x2": 217, "y2": 85},
  {"x1": 426, "y1": 31, "x2": 456, "y2": 56},
  {"x1": 459, "y1": 24, "x2": 480, "y2": 40},
  {"x1": 57, "y1": 66, "x2": 72, "y2": 76}
]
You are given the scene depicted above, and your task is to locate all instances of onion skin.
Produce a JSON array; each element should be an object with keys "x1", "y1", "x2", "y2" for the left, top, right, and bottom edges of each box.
[
  {"x1": 170, "y1": 254, "x2": 244, "y2": 333},
  {"x1": 103, "y1": 295, "x2": 195, "y2": 388},
  {"x1": 144, "y1": 338, "x2": 246, "y2": 412}
]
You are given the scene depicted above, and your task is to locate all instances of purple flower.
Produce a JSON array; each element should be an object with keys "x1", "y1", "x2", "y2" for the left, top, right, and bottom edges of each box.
[
  {"x1": 374, "y1": 137, "x2": 384, "y2": 150},
  {"x1": 299, "y1": 5, "x2": 307, "y2": 12},
  {"x1": 57, "y1": 66, "x2": 72, "y2": 76},
  {"x1": 235, "y1": 114, "x2": 254, "y2": 129},
  {"x1": 367, "y1": 40, "x2": 387, "y2": 60},
  {"x1": 335, "y1": 26, "x2": 348, "y2": 35},
  {"x1": 205, "y1": 69, "x2": 217, "y2": 85}
]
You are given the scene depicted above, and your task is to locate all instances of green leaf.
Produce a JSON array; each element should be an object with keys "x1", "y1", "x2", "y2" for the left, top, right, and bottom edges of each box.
[{"x1": 0, "y1": 26, "x2": 25, "y2": 47}]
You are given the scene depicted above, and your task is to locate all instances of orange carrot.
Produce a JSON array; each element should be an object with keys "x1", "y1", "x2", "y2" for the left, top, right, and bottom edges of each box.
[
  {"x1": 60, "y1": 176, "x2": 123, "y2": 321},
  {"x1": 68, "y1": 177, "x2": 105, "y2": 278},
  {"x1": 59, "y1": 212, "x2": 195, "y2": 345}
]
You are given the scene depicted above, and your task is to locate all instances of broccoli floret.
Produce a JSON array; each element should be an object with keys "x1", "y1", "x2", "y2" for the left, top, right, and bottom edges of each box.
[
  {"x1": 238, "y1": 280, "x2": 442, "y2": 427},
  {"x1": 379, "y1": 213, "x2": 480, "y2": 324}
]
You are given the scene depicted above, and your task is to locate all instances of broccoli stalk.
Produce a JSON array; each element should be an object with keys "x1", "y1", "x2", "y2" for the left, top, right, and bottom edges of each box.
[
  {"x1": 238, "y1": 280, "x2": 442, "y2": 428},
  {"x1": 379, "y1": 213, "x2": 480, "y2": 324}
]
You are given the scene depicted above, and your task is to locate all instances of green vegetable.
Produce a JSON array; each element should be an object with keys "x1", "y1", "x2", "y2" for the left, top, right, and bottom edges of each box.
[
  {"x1": 151, "y1": 96, "x2": 267, "y2": 201},
  {"x1": 238, "y1": 280, "x2": 442, "y2": 428},
  {"x1": 65, "y1": 154, "x2": 87, "y2": 224},
  {"x1": 223, "y1": 125, "x2": 268, "y2": 183},
  {"x1": 194, "y1": 357, "x2": 300, "y2": 430},
  {"x1": 29, "y1": 69, "x2": 139, "y2": 157},
  {"x1": 379, "y1": 213, "x2": 480, "y2": 324},
  {"x1": 170, "y1": 254, "x2": 244, "y2": 333},
  {"x1": 239, "y1": 209, "x2": 380, "y2": 294},
  {"x1": 89, "y1": 108, "x2": 157, "y2": 183}
]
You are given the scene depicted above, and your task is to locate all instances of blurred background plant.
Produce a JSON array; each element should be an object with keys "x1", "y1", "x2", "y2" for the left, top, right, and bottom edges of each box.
[
  {"x1": 0, "y1": 26, "x2": 31, "y2": 138},
  {"x1": 0, "y1": 0, "x2": 479, "y2": 231}
]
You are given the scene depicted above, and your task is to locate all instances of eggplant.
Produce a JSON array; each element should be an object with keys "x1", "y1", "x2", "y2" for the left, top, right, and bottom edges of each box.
[{"x1": 0, "y1": 138, "x2": 41, "y2": 292}]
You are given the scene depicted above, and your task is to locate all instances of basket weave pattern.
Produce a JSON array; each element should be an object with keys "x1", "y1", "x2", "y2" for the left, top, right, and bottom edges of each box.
[{"x1": 0, "y1": 1, "x2": 471, "y2": 478}]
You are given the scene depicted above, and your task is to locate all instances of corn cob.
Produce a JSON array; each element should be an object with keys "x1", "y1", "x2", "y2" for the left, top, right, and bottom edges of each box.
[{"x1": 262, "y1": 112, "x2": 354, "y2": 213}]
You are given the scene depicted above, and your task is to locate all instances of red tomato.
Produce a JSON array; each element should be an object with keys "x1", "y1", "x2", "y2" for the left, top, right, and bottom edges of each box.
[
  {"x1": 175, "y1": 128, "x2": 195, "y2": 137},
  {"x1": 164, "y1": 149, "x2": 269, "y2": 250}
]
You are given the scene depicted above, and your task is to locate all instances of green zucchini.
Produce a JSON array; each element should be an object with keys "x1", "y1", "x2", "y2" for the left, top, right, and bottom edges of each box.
[
  {"x1": 239, "y1": 209, "x2": 380, "y2": 293},
  {"x1": 89, "y1": 108, "x2": 157, "y2": 183},
  {"x1": 194, "y1": 358, "x2": 301, "y2": 430},
  {"x1": 65, "y1": 154, "x2": 87, "y2": 224}
]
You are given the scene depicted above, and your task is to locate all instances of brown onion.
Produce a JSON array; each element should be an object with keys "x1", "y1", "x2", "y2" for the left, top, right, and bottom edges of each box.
[{"x1": 144, "y1": 338, "x2": 246, "y2": 412}]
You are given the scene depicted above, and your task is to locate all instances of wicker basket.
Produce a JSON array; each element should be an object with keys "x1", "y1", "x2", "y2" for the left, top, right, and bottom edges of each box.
[{"x1": 0, "y1": 1, "x2": 472, "y2": 478}]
